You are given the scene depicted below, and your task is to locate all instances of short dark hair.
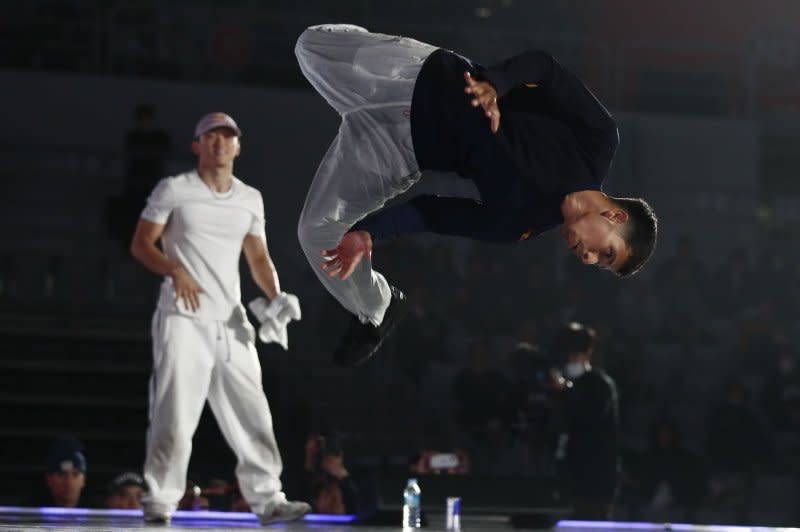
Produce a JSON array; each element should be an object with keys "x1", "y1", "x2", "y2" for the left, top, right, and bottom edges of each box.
[
  {"x1": 554, "y1": 322, "x2": 596, "y2": 357},
  {"x1": 610, "y1": 197, "x2": 658, "y2": 278}
]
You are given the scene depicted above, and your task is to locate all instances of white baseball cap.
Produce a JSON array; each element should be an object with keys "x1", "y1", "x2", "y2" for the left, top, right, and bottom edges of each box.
[{"x1": 194, "y1": 112, "x2": 241, "y2": 138}]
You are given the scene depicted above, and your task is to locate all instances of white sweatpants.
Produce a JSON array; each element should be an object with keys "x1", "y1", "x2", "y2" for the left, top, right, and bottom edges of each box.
[
  {"x1": 295, "y1": 24, "x2": 436, "y2": 326},
  {"x1": 142, "y1": 309, "x2": 285, "y2": 516}
]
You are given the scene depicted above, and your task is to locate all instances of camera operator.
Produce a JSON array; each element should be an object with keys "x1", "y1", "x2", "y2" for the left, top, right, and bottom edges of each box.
[{"x1": 552, "y1": 322, "x2": 620, "y2": 520}]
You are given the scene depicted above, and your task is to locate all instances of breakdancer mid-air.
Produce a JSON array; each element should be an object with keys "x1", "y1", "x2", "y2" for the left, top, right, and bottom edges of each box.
[{"x1": 294, "y1": 24, "x2": 657, "y2": 366}]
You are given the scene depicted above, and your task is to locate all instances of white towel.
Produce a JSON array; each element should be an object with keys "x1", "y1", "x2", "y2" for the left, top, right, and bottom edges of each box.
[{"x1": 248, "y1": 292, "x2": 302, "y2": 350}]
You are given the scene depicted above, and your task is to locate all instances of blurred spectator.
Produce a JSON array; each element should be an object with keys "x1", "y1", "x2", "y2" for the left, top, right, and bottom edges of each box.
[
  {"x1": 452, "y1": 339, "x2": 515, "y2": 442},
  {"x1": 177, "y1": 478, "x2": 210, "y2": 511},
  {"x1": 201, "y1": 478, "x2": 235, "y2": 511},
  {"x1": 107, "y1": 471, "x2": 147, "y2": 509},
  {"x1": 635, "y1": 417, "x2": 707, "y2": 522},
  {"x1": 706, "y1": 378, "x2": 769, "y2": 522},
  {"x1": 309, "y1": 475, "x2": 346, "y2": 514},
  {"x1": 552, "y1": 323, "x2": 619, "y2": 520},
  {"x1": 302, "y1": 434, "x2": 359, "y2": 514},
  {"x1": 23, "y1": 436, "x2": 88, "y2": 508},
  {"x1": 106, "y1": 102, "x2": 172, "y2": 248}
]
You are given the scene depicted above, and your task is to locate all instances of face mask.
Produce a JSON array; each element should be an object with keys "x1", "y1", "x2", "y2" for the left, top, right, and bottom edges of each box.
[{"x1": 564, "y1": 362, "x2": 588, "y2": 380}]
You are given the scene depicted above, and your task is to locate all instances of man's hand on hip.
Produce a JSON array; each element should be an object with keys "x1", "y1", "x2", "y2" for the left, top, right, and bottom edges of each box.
[
  {"x1": 464, "y1": 72, "x2": 501, "y2": 133},
  {"x1": 321, "y1": 231, "x2": 372, "y2": 281},
  {"x1": 171, "y1": 266, "x2": 202, "y2": 312}
]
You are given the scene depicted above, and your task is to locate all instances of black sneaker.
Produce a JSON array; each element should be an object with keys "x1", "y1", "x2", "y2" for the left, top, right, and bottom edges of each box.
[
  {"x1": 143, "y1": 512, "x2": 170, "y2": 526},
  {"x1": 333, "y1": 286, "x2": 407, "y2": 366}
]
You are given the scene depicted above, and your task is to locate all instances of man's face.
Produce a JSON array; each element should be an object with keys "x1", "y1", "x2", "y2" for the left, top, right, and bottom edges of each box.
[
  {"x1": 45, "y1": 469, "x2": 85, "y2": 507},
  {"x1": 560, "y1": 210, "x2": 631, "y2": 272},
  {"x1": 192, "y1": 127, "x2": 240, "y2": 168},
  {"x1": 107, "y1": 485, "x2": 145, "y2": 509}
]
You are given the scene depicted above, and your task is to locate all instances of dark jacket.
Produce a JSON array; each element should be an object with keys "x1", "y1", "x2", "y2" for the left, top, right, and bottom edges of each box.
[{"x1": 355, "y1": 48, "x2": 619, "y2": 243}]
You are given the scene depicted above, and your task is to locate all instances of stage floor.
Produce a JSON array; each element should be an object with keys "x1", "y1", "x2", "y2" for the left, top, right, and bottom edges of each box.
[
  {"x1": 0, "y1": 507, "x2": 795, "y2": 532},
  {"x1": 0, "y1": 515, "x2": 519, "y2": 532}
]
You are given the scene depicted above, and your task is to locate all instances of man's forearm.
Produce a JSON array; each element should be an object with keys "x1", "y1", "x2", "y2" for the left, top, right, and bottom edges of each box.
[
  {"x1": 250, "y1": 257, "x2": 280, "y2": 300},
  {"x1": 131, "y1": 240, "x2": 180, "y2": 277}
]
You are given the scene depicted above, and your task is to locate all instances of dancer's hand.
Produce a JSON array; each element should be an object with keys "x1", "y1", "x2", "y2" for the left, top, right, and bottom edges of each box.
[
  {"x1": 464, "y1": 71, "x2": 501, "y2": 133},
  {"x1": 171, "y1": 266, "x2": 202, "y2": 312},
  {"x1": 321, "y1": 230, "x2": 373, "y2": 281}
]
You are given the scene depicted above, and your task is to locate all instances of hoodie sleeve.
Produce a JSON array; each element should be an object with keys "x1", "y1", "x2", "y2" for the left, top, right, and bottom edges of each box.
[{"x1": 351, "y1": 195, "x2": 522, "y2": 243}]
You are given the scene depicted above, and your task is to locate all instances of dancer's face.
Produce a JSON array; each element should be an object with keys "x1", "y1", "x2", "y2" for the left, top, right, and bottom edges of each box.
[
  {"x1": 560, "y1": 210, "x2": 631, "y2": 272},
  {"x1": 192, "y1": 127, "x2": 240, "y2": 168}
]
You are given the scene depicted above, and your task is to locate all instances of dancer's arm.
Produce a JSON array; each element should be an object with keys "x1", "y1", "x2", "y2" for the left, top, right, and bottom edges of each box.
[
  {"x1": 321, "y1": 196, "x2": 521, "y2": 281},
  {"x1": 352, "y1": 195, "x2": 520, "y2": 243}
]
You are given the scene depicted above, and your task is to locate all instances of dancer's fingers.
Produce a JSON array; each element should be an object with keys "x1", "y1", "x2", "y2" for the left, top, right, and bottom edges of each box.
[
  {"x1": 322, "y1": 262, "x2": 343, "y2": 277},
  {"x1": 321, "y1": 257, "x2": 340, "y2": 271},
  {"x1": 491, "y1": 110, "x2": 501, "y2": 133},
  {"x1": 338, "y1": 252, "x2": 364, "y2": 280}
]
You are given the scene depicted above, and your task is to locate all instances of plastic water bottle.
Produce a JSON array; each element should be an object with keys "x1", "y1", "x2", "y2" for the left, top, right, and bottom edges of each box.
[{"x1": 402, "y1": 478, "x2": 421, "y2": 528}]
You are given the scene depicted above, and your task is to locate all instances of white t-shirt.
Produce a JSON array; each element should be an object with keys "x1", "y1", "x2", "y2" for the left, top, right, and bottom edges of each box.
[{"x1": 141, "y1": 170, "x2": 265, "y2": 321}]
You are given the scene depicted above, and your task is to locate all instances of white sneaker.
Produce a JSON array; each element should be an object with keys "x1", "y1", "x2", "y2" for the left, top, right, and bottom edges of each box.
[{"x1": 259, "y1": 500, "x2": 311, "y2": 525}]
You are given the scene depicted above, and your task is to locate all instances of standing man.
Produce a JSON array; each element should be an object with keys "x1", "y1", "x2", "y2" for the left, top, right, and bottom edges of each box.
[
  {"x1": 553, "y1": 322, "x2": 620, "y2": 520},
  {"x1": 294, "y1": 25, "x2": 658, "y2": 367},
  {"x1": 130, "y1": 112, "x2": 310, "y2": 525}
]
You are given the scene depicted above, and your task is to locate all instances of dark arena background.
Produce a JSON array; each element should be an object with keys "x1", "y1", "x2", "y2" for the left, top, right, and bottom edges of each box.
[{"x1": 2, "y1": 1, "x2": 800, "y2": 531}]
